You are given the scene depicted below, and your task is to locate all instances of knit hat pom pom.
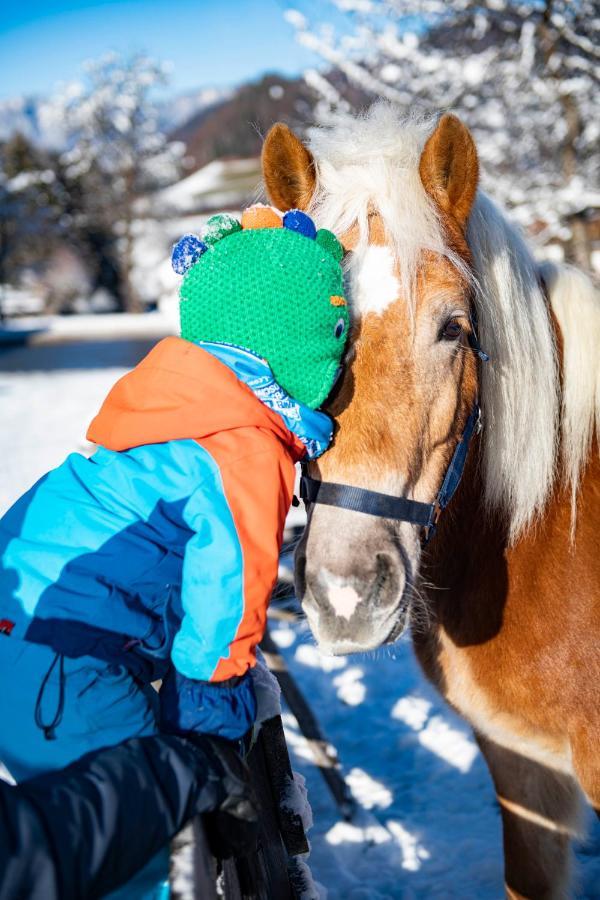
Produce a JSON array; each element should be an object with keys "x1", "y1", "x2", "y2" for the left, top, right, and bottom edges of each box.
[
  {"x1": 283, "y1": 209, "x2": 317, "y2": 240},
  {"x1": 171, "y1": 234, "x2": 207, "y2": 275},
  {"x1": 241, "y1": 205, "x2": 283, "y2": 230},
  {"x1": 203, "y1": 214, "x2": 242, "y2": 245}
]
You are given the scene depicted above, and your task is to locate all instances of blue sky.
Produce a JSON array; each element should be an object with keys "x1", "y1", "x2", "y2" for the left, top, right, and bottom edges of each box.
[{"x1": 0, "y1": 0, "x2": 337, "y2": 100}]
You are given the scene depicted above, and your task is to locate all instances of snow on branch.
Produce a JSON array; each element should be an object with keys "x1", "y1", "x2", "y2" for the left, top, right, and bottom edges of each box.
[{"x1": 285, "y1": 0, "x2": 599, "y2": 255}]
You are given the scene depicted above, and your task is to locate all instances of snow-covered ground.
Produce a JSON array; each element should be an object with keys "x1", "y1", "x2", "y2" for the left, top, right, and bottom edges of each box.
[{"x1": 1, "y1": 325, "x2": 599, "y2": 898}]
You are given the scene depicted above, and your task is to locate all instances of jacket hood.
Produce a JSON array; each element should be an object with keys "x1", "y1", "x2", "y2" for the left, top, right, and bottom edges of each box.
[
  {"x1": 87, "y1": 337, "x2": 309, "y2": 459},
  {"x1": 195, "y1": 342, "x2": 334, "y2": 459}
]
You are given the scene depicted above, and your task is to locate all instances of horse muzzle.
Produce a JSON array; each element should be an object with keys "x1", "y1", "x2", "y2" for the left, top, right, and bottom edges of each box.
[{"x1": 294, "y1": 521, "x2": 414, "y2": 654}]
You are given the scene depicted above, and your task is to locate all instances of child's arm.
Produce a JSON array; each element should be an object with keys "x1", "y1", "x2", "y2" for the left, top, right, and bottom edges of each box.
[
  {"x1": 163, "y1": 442, "x2": 295, "y2": 739},
  {"x1": 1, "y1": 733, "x2": 256, "y2": 899}
]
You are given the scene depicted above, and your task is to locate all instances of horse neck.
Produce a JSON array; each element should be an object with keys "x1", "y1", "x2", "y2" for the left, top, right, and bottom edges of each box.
[
  {"x1": 420, "y1": 437, "x2": 507, "y2": 630},
  {"x1": 419, "y1": 427, "x2": 600, "y2": 647}
]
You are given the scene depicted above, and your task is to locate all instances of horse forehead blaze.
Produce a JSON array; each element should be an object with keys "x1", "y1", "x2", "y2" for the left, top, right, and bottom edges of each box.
[{"x1": 319, "y1": 231, "x2": 476, "y2": 483}]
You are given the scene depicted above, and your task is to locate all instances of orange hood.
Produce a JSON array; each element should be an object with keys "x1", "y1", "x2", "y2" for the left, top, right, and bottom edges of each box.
[{"x1": 87, "y1": 337, "x2": 306, "y2": 459}]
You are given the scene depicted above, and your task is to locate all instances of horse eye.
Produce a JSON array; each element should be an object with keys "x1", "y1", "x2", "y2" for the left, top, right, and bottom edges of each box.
[{"x1": 441, "y1": 318, "x2": 463, "y2": 340}]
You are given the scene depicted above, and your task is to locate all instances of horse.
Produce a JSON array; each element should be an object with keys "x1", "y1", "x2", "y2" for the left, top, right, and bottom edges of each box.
[{"x1": 261, "y1": 105, "x2": 600, "y2": 899}]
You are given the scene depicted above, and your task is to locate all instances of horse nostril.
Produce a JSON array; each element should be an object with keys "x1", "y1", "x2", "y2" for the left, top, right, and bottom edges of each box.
[{"x1": 370, "y1": 553, "x2": 402, "y2": 608}]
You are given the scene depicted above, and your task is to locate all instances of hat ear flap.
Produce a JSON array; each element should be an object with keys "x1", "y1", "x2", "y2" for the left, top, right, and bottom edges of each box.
[{"x1": 171, "y1": 234, "x2": 207, "y2": 275}]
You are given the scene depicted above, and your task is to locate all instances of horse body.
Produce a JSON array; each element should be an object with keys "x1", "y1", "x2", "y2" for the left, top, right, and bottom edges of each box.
[
  {"x1": 262, "y1": 106, "x2": 600, "y2": 898},
  {"x1": 419, "y1": 446, "x2": 600, "y2": 896}
]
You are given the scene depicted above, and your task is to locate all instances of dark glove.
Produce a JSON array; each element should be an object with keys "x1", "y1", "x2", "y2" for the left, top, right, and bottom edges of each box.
[{"x1": 187, "y1": 734, "x2": 259, "y2": 859}]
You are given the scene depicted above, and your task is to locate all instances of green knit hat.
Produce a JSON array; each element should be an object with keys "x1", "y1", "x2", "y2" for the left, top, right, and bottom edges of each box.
[{"x1": 171, "y1": 205, "x2": 348, "y2": 409}]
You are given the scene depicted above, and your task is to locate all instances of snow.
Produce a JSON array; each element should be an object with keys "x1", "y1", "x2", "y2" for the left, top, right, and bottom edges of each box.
[
  {"x1": 145, "y1": 158, "x2": 261, "y2": 217},
  {"x1": 251, "y1": 652, "x2": 282, "y2": 727},
  {"x1": 1, "y1": 324, "x2": 599, "y2": 897},
  {"x1": 0, "y1": 762, "x2": 15, "y2": 785},
  {"x1": 288, "y1": 0, "x2": 600, "y2": 249}
]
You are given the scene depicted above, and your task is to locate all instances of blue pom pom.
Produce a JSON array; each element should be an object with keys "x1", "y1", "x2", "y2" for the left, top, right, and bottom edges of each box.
[
  {"x1": 282, "y1": 209, "x2": 317, "y2": 240},
  {"x1": 171, "y1": 234, "x2": 207, "y2": 275}
]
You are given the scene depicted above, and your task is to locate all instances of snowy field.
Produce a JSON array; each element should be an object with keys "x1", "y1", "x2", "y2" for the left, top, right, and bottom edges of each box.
[{"x1": 1, "y1": 326, "x2": 599, "y2": 899}]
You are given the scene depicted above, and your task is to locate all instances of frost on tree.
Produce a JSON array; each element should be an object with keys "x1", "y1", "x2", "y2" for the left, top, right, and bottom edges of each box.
[
  {"x1": 58, "y1": 53, "x2": 184, "y2": 311},
  {"x1": 286, "y1": 0, "x2": 600, "y2": 269}
]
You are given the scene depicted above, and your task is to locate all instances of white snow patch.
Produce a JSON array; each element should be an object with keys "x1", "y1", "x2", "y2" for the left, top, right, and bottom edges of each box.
[
  {"x1": 346, "y1": 768, "x2": 393, "y2": 810},
  {"x1": 392, "y1": 696, "x2": 478, "y2": 773},
  {"x1": 391, "y1": 695, "x2": 432, "y2": 730},
  {"x1": 386, "y1": 819, "x2": 431, "y2": 871},
  {"x1": 332, "y1": 667, "x2": 366, "y2": 706},
  {"x1": 418, "y1": 716, "x2": 479, "y2": 774},
  {"x1": 326, "y1": 820, "x2": 391, "y2": 847},
  {"x1": 281, "y1": 713, "x2": 322, "y2": 765},
  {"x1": 295, "y1": 643, "x2": 347, "y2": 672},
  {"x1": 270, "y1": 627, "x2": 296, "y2": 649}
]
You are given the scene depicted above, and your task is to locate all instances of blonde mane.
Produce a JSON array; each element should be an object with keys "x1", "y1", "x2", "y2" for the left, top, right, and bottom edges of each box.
[{"x1": 307, "y1": 103, "x2": 600, "y2": 541}]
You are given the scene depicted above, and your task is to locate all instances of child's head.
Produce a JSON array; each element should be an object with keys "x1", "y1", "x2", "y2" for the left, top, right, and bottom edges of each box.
[{"x1": 172, "y1": 205, "x2": 348, "y2": 409}]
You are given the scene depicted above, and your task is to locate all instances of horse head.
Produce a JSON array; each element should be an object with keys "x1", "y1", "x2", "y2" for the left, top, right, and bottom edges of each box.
[{"x1": 263, "y1": 110, "x2": 482, "y2": 653}]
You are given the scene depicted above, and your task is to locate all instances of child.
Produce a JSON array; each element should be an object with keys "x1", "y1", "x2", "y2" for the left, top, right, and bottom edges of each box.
[{"x1": 0, "y1": 205, "x2": 347, "y2": 897}]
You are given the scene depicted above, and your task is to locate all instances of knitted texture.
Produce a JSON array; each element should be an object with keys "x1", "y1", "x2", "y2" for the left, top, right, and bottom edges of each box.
[{"x1": 175, "y1": 207, "x2": 348, "y2": 409}]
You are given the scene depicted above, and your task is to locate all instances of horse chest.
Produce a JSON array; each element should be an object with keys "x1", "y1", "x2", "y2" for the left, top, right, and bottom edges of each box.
[{"x1": 415, "y1": 626, "x2": 574, "y2": 775}]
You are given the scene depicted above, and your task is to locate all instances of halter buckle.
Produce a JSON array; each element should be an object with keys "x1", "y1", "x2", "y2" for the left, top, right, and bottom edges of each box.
[{"x1": 422, "y1": 501, "x2": 442, "y2": 545}]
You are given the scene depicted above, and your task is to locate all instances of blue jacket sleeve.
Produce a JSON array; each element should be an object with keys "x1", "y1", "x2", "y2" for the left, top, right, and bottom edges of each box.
[
  {"x1": 159, "y1": 668, "x2": 257, "y2": 741},
  {"x1": 164, "y1": 441, "x2": 290, "y2": 740}
]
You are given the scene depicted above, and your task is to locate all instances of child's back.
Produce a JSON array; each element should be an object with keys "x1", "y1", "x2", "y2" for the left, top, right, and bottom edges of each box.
[{"x1": 0, "y1": 206, "x2": 348, "y2": 898}]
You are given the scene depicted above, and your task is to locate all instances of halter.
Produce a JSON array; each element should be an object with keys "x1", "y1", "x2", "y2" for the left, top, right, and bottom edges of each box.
[{"x1": 299, "y1": 317, "x2": 489, "y2": 544}]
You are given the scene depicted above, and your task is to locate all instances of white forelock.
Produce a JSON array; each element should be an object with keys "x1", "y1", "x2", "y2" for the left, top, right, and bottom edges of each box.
[
  {"x1": 307, "y1": 104, "x2": 470, "y2": 310},
  {"x1": 306, "y1": 102, "x2": 599, "y2": 541}
]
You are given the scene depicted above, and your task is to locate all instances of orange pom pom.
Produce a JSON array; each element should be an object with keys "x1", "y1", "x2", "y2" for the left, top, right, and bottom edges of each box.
[{"x1": 241, "y1": 205, "x2": 283, "y2": 230}]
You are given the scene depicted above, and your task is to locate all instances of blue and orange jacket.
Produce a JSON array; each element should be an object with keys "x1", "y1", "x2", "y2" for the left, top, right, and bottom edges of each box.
[{"x1": 0, "y1": 337, "x2": 333, "y2": 739}]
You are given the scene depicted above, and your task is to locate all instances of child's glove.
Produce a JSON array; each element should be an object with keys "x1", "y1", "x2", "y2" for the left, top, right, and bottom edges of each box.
[
  {"x1": 193, "y1": 735, "x2": 259, "y2": 859},
  {"x1": 159, "y1": 667, "x2": 257, "y2": 742}
]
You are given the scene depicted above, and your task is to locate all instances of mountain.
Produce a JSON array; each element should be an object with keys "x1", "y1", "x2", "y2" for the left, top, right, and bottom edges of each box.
[
  {"x1": 157, "y1": 86, "x2": 231, "y2": 133},
  {"x1": 0, "y1": 95, "x2": 66, "y2": 147},
  {"x1": 170, "y1": 73, "x2": 317, "y2": 170},
  {"x1": 0, "y1": 71, "x2": 321, "y2": 172},
  {"x1": 0, "y1": 86, "x2": 230, "y2": 148}
]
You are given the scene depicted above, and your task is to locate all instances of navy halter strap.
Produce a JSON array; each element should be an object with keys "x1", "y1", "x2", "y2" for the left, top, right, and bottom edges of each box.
[{"x1": 299, "y1": 314, "x2": 489, "y2": 544}]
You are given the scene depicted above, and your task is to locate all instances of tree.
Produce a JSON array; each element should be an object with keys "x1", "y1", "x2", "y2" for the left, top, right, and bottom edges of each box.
[
  {"x1": 286, "y1": 0, "x2": 600, "y2": 269},
  {"x1": 59, "y1": 53, "x2": 184, "y2": 311},
  {"x1": 0, "y1": 134, "x2": 69, "y2": 315}
]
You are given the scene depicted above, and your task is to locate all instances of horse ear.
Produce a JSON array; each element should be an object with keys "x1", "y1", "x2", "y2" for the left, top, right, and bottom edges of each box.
[
  {"x1": 419, "y1": 114, "x2": 479, "y2": 230},
  {"x1": 262, "y1": 123, "x2": 316, "y2": 212}
]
